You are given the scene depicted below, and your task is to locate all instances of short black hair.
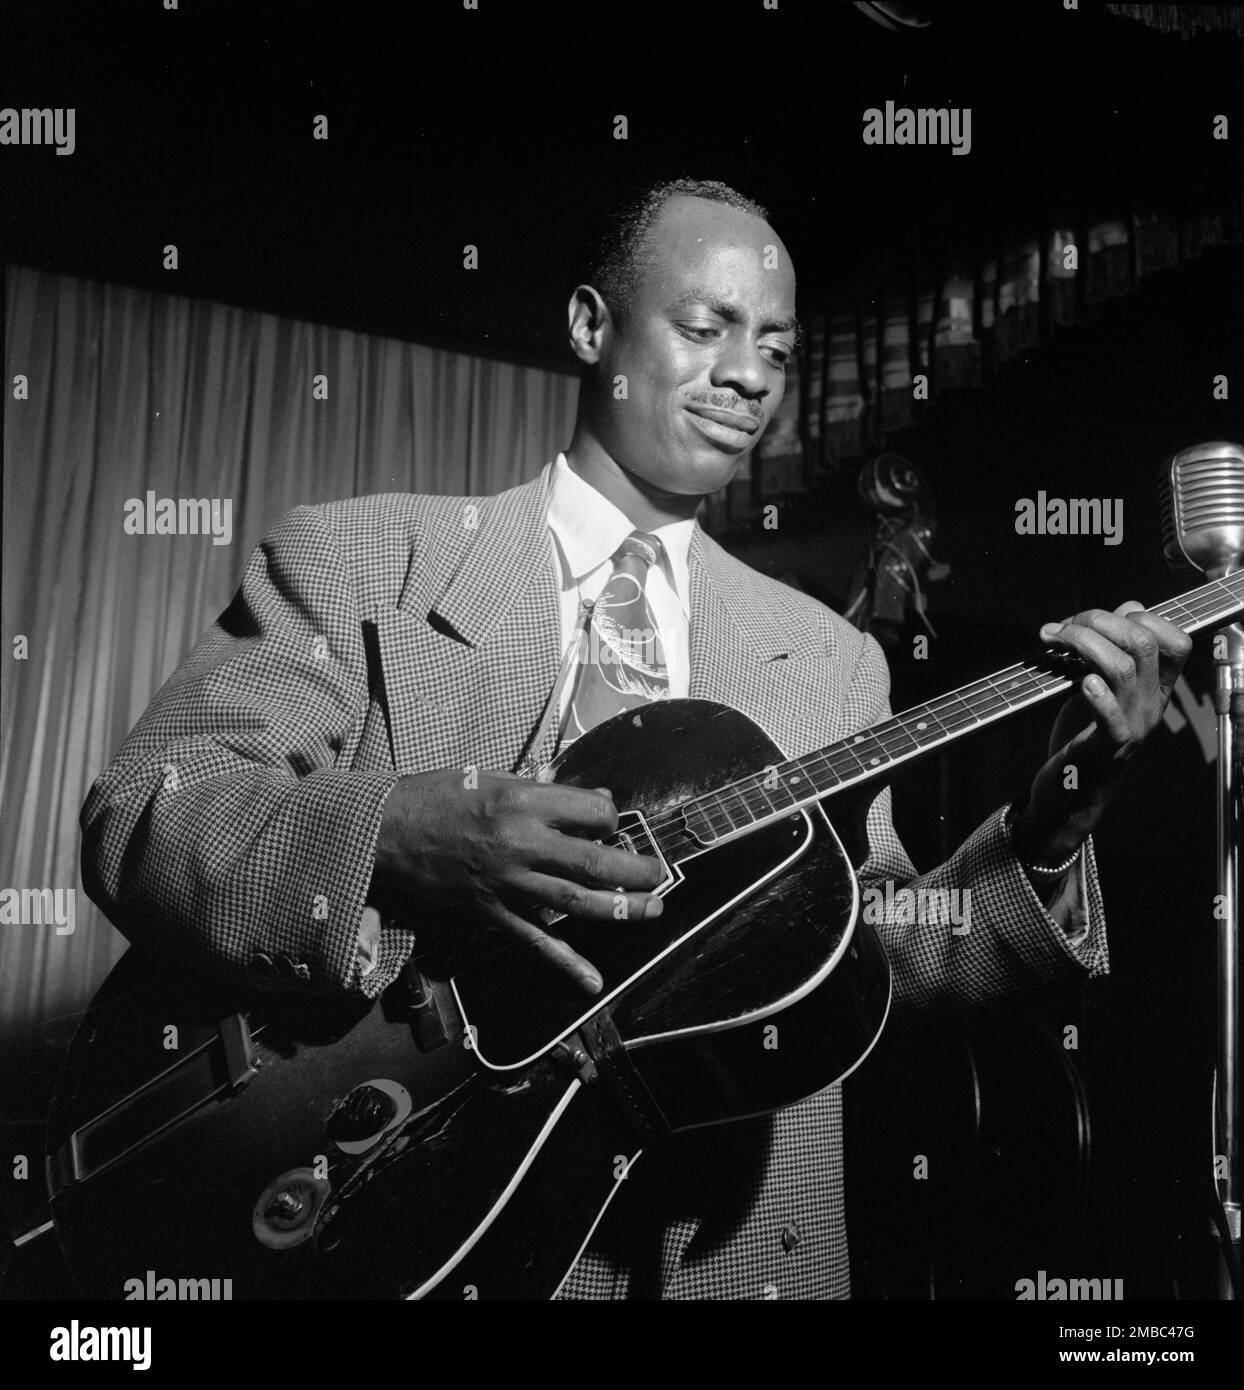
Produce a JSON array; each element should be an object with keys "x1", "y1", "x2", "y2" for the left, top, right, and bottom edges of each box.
[{"x1": 580, "y1": 177, "x2": 772, "y2": 321}]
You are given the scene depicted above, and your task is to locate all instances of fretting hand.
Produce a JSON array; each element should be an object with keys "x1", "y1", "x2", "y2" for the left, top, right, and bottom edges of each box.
[{"x1": 1012, "y1": 601, "x2": 1192, "y2": 870}]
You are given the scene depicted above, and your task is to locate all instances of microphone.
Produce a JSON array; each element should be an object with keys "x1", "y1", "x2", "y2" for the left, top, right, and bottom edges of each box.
[
  {"x1": 1163, "y1": 441, "x2": 1244, "y2": 1292},
  {"x1": 1161, "y1": 441, "x2": 1244, "y2": 580}
]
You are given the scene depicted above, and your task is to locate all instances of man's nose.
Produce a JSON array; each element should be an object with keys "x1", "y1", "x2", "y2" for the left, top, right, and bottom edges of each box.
[{"x1": 710, "y1": 338, "x2": 772, "y2": 401}]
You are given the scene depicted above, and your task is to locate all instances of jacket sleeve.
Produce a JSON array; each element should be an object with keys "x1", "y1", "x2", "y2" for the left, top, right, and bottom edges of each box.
[
  {"x1": 80, "y1": 504, "x2": 409, "y2": 999},
  {"x1": 840, "y1": 629, "x2": 1109, "y2": 1016}
]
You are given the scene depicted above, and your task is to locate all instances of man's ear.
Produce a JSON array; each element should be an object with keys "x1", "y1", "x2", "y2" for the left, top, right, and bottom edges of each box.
[{"x1": 568, "y1": 284, "x2": 612, "y2": 365}]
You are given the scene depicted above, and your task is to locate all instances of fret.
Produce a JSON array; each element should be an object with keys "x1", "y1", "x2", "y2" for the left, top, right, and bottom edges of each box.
[
  {"x1": 1160, "y1": 597, "x2": 1199, "y2": 628},
  {"x1": 829, "y1": 741, "x2": 875, "y2": 779},
  {"x1": 901, "y1": 707, "x2": 950, "y2": 746},
  {"x1": 998, "y1": 668, "x2": 1051, "y2": 697},
  {"x1": 922, "y1": 696, "x2": 982, "y2": 734},
  {"x1": 718, "y1": 783, "x2": 755, "y2": 829},
  {"x1": 870, "y1": 720, "x2": 922, "y2": 758},
  {"x1": 691, "y1": 798, "x2": 734, "y2": 838},
  {"x1": 934, "y1": 682, "x2": 995, "y2": 726},
  {"x1": 751, "y1": 772, "x2": 801, "y2": 811},
  {"x1": 843, "y1": 731, "x2": 892, "y2": 772},
  {"x1": 733, "y1": 784, "x2": 778, "y2": 825},
  {"x1": 783, "y1": 761, "x2": 835, "y2": 798},
  {"x1": 811, "y1": 751, "x2": 865, "y2": 787},
  {"x1": 974, "y1": 671, "x2": 1047, "y2": 712},
  {"x1": 887, "y1": 718, "x2": 918, "y2": 751},
  {"x1": 711, "y1": 793, "x2": 748, "y2": 831}
]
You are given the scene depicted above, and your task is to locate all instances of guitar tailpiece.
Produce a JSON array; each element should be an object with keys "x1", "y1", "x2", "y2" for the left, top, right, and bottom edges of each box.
[{"x1": 579, "y1": 1013, "x2": 672, "y2": 1144}]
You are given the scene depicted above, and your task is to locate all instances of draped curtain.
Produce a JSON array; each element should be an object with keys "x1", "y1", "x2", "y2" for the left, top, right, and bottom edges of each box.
[{"x1": 1, "y1": 264, "x2": 579, "y2": 1046}]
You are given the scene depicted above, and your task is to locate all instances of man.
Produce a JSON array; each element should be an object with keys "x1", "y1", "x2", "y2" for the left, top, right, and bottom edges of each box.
[{"x1": 80, "y1": 177, "x2": 1191, "y2": 1300}]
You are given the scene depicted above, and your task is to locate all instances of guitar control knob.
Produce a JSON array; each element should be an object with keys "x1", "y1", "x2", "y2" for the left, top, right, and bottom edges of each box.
[
  {"x1": 252, "y1": 1168, "x2": 330, "y2": 1250},
  {"x1": 327, "y1": 1084, "x2": 398, "y2": 1142},
  {"x1": 265, "y1": 1189, "x2": 307, "y2": 1223}
]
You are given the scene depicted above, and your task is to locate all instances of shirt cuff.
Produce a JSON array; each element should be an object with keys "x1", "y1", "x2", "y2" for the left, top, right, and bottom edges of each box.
[
  {"x1": 1040, "y1": 848, "x2": 1091, "y2": 947},
  {"x1": 356, "y1": 903, "x2": 383, "y2": 977},
  {"x1": 1000, "y1": 805, "x2": 1105, "y2": 975}
]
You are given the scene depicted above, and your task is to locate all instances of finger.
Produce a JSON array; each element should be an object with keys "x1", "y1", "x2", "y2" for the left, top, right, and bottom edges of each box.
[
  {"x1": 1124, "y1": 609, "x2": 1193, "y2": 695},
  {"x1": 522, "y1": 781, "x2": 621, "y2": 834},
  {"x1": 517, "y1": 871, "x2": 664, "y2": 923},
  {"x1": 1041, "y1": 610, "x2": 1156, "y2": 701},
  {"x1": 1077, "y1": 672, "x2": 1133, "y2": 750},
  {"x1": 1041, "y1": 617, "x2": 1141, "y2": 694},
  {"x1": 1044, "y1": 607, "x2": 1158, "y2": 666},
  {"x1": 484, "y1": 900, "x2": 604, "y2": 994},
  {"x1": 523, "y1": 820, "x2": 665, "y2": 889}
]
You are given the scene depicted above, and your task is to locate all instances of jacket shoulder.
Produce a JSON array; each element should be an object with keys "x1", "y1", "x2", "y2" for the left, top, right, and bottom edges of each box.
[{"x1": 278, "y1": 478, "x2": 536, "y2": 616}]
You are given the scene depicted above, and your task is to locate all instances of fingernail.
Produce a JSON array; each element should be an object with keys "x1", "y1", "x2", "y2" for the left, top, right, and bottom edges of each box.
[
  {"x1": 581, "y1": 969, "x2": 603, "y2": 993},
  {"x1": 646, "y1": 897, "x2": 664, "y2": 918},
  {"x1": 1039, "y1": 623, "x2": 1061, "y2": 639},
  {"x1": 1085, "y1": 674, "x2": 1106, "y2": 695}
]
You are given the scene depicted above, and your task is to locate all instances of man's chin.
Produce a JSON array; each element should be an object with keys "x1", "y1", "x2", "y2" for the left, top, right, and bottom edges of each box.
[
  {"x1": 676, "y1": 443, "x2": 750, "y2": 495},
  {"x1": 618, "y1": 449, "x2": 743, "y2": 500}
]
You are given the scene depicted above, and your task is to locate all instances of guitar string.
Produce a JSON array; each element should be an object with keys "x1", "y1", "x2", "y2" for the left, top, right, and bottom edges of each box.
[
  {"x1": 620, "y1": 574, "x2": 1244, "y2": 859},
  {"x1": 634, "y1": 663, "x2": 1067, "y2": 858},
  {"x1": 651, "y1": 583, "x2": 1235, "y2": 844}
]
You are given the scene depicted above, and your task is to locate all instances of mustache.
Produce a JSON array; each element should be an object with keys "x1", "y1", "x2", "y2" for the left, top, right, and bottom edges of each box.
[{"x1": 684, "y1": 392, "x2": 765, "y2": 421}]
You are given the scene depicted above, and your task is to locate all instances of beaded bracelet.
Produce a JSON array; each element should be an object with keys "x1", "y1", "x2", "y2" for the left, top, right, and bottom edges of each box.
[
  {"x1": 1020, "y1": 845, "x2": 1083, "y2": 878},
  {"x1": 1004, "y1": 799, "x2": 1083, "y2": 879}
]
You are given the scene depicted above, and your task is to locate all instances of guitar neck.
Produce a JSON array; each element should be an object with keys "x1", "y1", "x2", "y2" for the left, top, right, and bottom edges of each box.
[{"x1": 673, "y1": 572, "x2": 1244, "y2": 849}]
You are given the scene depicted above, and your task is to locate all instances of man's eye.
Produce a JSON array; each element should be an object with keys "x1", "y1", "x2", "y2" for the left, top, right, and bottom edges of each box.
[
  {"x1": 763, "y1": 345, "x2": 791, "y2": 367},
  {"x1": 678, "y1": 323, "x2": 720, "y2": 341}
]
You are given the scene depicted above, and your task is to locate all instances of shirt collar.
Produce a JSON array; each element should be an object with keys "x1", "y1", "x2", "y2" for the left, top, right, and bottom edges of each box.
[{"x1": 547, "y1": 453, "x2": 694, "y2": 616}]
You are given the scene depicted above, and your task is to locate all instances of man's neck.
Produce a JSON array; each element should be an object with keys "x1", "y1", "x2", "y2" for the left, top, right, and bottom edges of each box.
[{"x1": 564, "y1": 435, "x2": 702, "y2": 532}]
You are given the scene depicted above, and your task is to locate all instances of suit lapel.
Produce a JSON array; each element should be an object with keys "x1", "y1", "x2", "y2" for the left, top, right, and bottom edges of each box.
[
  {"x1": 428, "y1": 466, "x2": 557, "y2": 652},
  {"x1": 378, "y1": 465, "x2": 563, "y2": 776}
]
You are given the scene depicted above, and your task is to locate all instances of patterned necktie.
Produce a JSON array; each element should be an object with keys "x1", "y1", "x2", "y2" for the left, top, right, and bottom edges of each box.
[{"x1": 560, "y1": 531, "x2": 670, "y2": 748}]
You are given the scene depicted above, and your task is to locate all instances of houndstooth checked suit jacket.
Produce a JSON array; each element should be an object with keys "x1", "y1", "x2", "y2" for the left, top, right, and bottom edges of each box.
[{"x1": 81, "y1": 460, "x2": 1109, "y2": 1301}]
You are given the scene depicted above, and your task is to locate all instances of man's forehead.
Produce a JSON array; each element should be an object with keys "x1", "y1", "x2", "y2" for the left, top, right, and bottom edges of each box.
[
  {"x1": 651, "y1": 196, "x2": 786, "y2": 264},
  {"x1": 643, "y1": 197, "x2": 797, "y2": 310}
]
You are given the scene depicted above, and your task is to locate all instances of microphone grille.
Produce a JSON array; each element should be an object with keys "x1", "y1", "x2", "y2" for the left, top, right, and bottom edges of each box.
[{"x1": 1161, "y1": 441, "x2": 1244, "y2": 572}]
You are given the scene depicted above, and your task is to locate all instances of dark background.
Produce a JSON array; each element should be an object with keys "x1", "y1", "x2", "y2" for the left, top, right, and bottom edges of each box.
[{"x1": 3, "y1": 0, "x2": 1243, "y2": 1299}]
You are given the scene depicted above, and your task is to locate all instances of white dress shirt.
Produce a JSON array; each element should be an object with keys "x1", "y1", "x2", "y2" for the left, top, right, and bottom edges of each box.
[{"x1": 546, "y1": 452, "x2": 696, "y2": 712}]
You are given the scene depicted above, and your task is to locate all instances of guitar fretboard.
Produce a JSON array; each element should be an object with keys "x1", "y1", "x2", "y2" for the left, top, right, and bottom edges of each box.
[{"x1": 644, "y1": 571, "x2": 1244, "y2": 855}]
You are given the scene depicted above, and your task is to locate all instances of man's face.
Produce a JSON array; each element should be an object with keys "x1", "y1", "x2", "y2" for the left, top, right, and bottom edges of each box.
[{"x1": 587, "y1": 195, "x2": 798, "y2": 498}]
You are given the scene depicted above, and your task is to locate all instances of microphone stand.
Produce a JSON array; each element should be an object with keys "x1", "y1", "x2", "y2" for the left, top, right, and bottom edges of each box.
[{"x1": 1211, "y1": 620, "x2": 1243, "y2": 1298}]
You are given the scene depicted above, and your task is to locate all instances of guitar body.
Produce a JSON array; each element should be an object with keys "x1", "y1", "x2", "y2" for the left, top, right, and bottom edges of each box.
[{"x1": 48, "y1": 699, "x2": 891, "y2": 1299}]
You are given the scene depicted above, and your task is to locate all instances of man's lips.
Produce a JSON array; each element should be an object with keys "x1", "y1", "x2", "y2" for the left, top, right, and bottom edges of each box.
[{"x1": 684, "y1": 403, "x2": 761, "y2": 436}]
